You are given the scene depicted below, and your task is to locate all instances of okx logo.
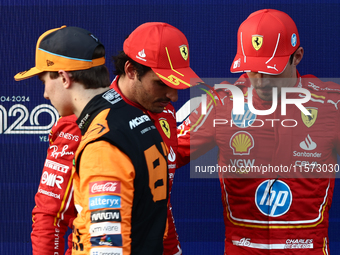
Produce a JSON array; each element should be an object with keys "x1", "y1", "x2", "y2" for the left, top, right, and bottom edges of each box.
[{"x1": 255, "y1": 179, "x2": 292, "y2": 217}]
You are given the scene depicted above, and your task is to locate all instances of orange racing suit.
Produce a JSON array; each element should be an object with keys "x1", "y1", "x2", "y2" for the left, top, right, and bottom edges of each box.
[
  {"x1": 72, "y1": 88, "x2": 168, "y2": 255},
  {"x1": 111, "y1": 76, "x2": 182, "y2": 255}
]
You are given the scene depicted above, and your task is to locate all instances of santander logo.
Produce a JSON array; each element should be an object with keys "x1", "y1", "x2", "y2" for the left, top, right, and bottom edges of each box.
[
  {"x1": 89, "y1": 181, "x2": 121, "y2": 195},
  {"x1": 168, "y1": 146, "x2": 176, "y2": 162}
]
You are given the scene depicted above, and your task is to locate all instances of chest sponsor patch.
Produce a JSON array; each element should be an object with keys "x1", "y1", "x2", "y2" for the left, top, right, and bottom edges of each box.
[
  {"x1": 159, "y1": 118, "x2": 171, "y2": 139},
  {"x1": 89, "y1": 181, "x2": 121, "y2": 195},
  {"x1": 255, "y1": 179, "x2": 292, "y2": 217},
  {"x1": 91, "y1": 210, "x2": 121, "y2": 223},
  {"x1": 90, "y1": 234, "x2": 122, "y2": 247},
  {"x1": 231, "y1": 103, "x2": 257, "y2": 128},
  {"x1": 90, "y1": 222, "x2": 121, "y2": 237},
  {"x1": 90, "y1": 247, "x2": 123, "y2": 255},
  {"x1": 89, "y1": 195, "x2": 121, "y2": 210},
  {"x1": 230, "y1": 131, "x2": 254, "y2": 155},
  {"x1": 102, "y1": 89, "x2": 122, "y2": 105},
  {"x1": 301, "y1": 107, "x2": 318, "y2": 128}
]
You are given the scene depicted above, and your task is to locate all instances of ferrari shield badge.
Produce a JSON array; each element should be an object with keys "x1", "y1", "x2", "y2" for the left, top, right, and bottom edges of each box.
[
  {"x1": 159, "y1": 119, "x2": 171, "y2": 139},
  {"x1": 252, "y1": 35, "x2": 263, "y2": 51},
  {"x1": 301, "y1": 108, "x2": 318, "y2": 128},
  {"x1": 179, "y1": 45, "x2": 188, "y2": 61}
]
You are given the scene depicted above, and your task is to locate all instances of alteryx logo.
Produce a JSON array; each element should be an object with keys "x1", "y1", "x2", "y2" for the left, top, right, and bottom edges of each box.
[
  {"x1": 231, "y1": 103, "x2": 256, "y2": 128},
  {"x1": 89, "y1": 195, "x2": 121, "y2": 210},
  {"x1": 255, "y1": 179, "x2": 292, "y2": 217}
]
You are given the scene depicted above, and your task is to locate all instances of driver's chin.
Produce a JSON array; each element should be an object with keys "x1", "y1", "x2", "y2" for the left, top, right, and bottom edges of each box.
[
  {"x1": 151, "y1": 107, "x2": 164, "y2": 113},
  {"x1": 257, "y1": 93, "x2": 273, "y2": 101},
  {"x1": 146, "y1": 104, "x2": 163, "y2": 113}
]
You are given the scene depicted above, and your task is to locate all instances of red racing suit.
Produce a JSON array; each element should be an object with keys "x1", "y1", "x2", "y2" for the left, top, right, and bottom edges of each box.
[
  {"x1": 177, "y1": 73, "x2": 340, "y2": 254},
  {"x1": 111, "y1": 77, "x2": 182, "y2": 255},
  {"x1": 32, "y1": 115, "x2": 81, "y2": 255}
]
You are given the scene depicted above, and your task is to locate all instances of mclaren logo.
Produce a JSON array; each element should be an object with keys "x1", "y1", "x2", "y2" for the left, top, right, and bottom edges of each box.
[
  {"x1": 301, "y1": 107, "x2": 318, "y2": 128},
  {"x1": 159, "y1": 118, "x2": 170, "y2": 139},
  {"x1": 46, "y1": 60, "x2": 54, "y2": 66},
  {"x1": 179, "y1": 45, "x2": 188, "y2": 61},
  {"x1": 252, "y1": 35, "x2": 263, "y2": 51}
]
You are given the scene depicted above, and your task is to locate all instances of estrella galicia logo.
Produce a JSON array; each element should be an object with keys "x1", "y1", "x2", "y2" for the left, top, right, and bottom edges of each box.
[
  {"x1": 255, "y1": 179, "x2": 292, "y2": 217},
  {"x1": 90, "y1": 234, "x2": 122, "y2": 247},
  {"x1": 231, "y1": 103, "x2": 256, "y2": 128}
]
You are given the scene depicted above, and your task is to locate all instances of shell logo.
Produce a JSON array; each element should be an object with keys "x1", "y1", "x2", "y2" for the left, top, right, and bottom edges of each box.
[{"x1": 229, "y1": 131, "x2": 254, "y2": 155}]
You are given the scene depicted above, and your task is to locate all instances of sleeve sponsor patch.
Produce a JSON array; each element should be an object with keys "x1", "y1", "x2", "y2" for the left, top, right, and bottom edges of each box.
[
  {"x1": 90, "y1": 222, "x2": 121, "y2": 236},
  {"x1": 89, "y1": 196, "x2": 121, "y2": 210},
  {"x1": 89, "y1": 181, "x2": 121, "y2": 195},
  {"x1": 90, "y1": 234, "x2": 122, "y2": 247},
  {"x1": 91, "y1": 210, "x2": 122, "y2": 223}
]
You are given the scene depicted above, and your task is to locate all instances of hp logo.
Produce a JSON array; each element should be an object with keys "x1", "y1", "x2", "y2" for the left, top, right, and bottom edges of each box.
[
  {"x1": 255, "y1": 179, "x2": 292, "y2": 217},
  {"x1": 231, "y1": 103, "x2": 256, "y2": 128}
]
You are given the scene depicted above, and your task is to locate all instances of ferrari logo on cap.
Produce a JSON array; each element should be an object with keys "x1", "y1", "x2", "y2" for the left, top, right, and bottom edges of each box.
[
  {"x1": 301, "y1": 108, "x2": 318, "y2": 128},
  {"x1": 159, "y1": 119, "x2": 171, "y2": 139},
  {"x1": 179, "y1": 45, "x2": 188, "y2": 61},
  {"x1": 252, "y1": 35, "x2": 263, "y2": 51}
]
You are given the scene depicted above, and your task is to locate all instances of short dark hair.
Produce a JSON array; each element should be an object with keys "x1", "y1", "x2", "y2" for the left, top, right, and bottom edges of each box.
[
  {"x1": 112, "y1": 51, "x2": 151, "y2": 80},
  {"x1": 49, "y1": 45, "x2": 110, "y2": 89}
]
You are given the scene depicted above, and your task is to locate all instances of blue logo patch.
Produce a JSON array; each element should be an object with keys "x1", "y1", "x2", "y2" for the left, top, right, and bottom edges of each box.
[
  {"x1": 89, "y1": 195, "x2": 121, "y2": 210},
  {"x1": 291, "y1": 33, "x2": 297, "y2": 47},
  {"x1": 231, "y1": 103, "x2": 256, "y2": 128},
  {"x1": 255, "y1": 179, "x2": 292, "y2": 217},
  {"x1": 90, "y1": 234, "x2": 122, "y2": 247}
]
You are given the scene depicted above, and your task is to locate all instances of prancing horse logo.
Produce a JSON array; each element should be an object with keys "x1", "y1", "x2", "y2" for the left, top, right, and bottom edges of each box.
[
  {"x1": 252, "y1": 35, "x2": 263, "y2": 51},
  {"x1": 179, "y1": 45, "x2": 188, "y2": 61},
  {"x1": 159, "y1": 119, "x2": 171, "y2": 139}
]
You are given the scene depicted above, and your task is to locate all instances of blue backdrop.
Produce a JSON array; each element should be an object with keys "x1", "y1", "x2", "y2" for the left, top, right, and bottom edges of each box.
[{"x1": 1, "y1": 1, "x2": 340, "y2": 254}]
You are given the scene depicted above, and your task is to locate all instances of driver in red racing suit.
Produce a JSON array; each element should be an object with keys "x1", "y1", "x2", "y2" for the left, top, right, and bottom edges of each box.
[
  {"x1": 31, "y1": 115, "x2": 81, "y2": 255},
  {"x1": 177, "y1": 9, "x2": 340, "y2": 254}
]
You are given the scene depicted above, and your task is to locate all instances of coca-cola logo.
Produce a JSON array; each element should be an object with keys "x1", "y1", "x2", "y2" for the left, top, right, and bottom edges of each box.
[{"x1": 89, "y1": 181, "x2": 121, "y2": 195}]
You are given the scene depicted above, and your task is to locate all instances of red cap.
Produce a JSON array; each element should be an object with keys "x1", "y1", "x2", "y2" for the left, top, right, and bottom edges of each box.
[
  {"x1": 230, "y1": 9, "x2": 300, "y2": 75},
  {"x1": 123, "y1": 22, "x2": 201, "y2": 89}
]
